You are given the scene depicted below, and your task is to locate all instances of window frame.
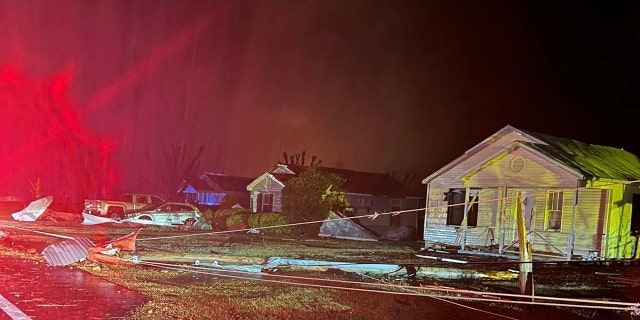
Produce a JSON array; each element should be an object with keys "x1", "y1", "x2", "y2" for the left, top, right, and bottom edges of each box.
[
  {"x1": 545, "y1": 190, "x2": 563, "y2": 231},
  {"x1": 445, "y1": 188, "x2": 478, "y2": 227}
]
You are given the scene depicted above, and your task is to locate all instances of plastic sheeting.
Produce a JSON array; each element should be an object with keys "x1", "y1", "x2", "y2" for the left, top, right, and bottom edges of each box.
[
  {"x1": 11, "y1": 196, "x2": 53, "y2": 221},
  {"x1": 318, "y1": 211, "x2": 378, "y2": 241}
]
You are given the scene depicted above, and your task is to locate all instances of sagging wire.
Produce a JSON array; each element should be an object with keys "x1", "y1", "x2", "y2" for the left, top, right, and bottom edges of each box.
[
  {"x1": 0, "y1": 223, "x2": 73, "y2": 240},
  {"x1": 125, "y1": 259, "x2": 639, "y2": 312},
  {"x1": 360, "y1": 273, "x2": 519, "y2": 320},
  {"x1": 1, "y1": 218, "x2": 635, "y2": 314},
  {"x1": 137, "y1": 178, "x2": 640, "y2": 242},
  {"x1": 3, "y1": 181, "x2": 640, "y2": 313}
]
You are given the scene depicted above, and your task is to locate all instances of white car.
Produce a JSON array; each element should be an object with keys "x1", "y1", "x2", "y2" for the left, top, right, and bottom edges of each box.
[{"x1": 125, "y1": 202, "x2": 203, "y2": 227}]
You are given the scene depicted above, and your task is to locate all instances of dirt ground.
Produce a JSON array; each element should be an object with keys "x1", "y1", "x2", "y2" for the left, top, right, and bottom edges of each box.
[{"x1": 1, "y1": 219, "x2": 640, "y2": 320}]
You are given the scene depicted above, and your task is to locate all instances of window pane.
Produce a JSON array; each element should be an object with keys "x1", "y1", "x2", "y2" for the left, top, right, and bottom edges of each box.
[{"x1": 546, "y1": 191, "x2": 563, "y2": 230}]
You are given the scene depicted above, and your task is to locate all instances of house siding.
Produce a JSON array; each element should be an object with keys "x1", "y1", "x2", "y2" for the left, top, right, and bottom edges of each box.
[
  {"x1": 348, "y1": 195, "x2": 421, "y2": 233},
  {"x1": 424, "y1": 126, "x2": 640, "y2": 260},
  {"x1": 464, "y1": 147, "x2": 579, "y2": 188},
  {"x1": 249, "y1": 177, "x2": 284, "y2": 213},
  {"x1": 424, "y1": 131, "x2": 541, "y2": 244},
  {"x1": 596, "y1": 181, "x2": 640, "y2": 259}
]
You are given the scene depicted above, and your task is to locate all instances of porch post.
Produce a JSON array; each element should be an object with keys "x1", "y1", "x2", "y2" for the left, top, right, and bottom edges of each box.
[
  {"x1": 566, "y1": 189, "x2": 579, "y2": 261},
  {"x1": 423, "y1": 184, "x2": 430, "y2": 250},
  {"x1": 461, "y1": 186, "x2": 471, "y2": 251},
  {"x1": 498, "y1": 187, "x2": 506, "y2": 255}
]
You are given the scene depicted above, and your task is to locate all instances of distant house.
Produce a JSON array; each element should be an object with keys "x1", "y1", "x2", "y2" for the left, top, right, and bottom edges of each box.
[
  {"x1": 178, "y1": 173, "x2": 254, "y2": 208},
  {"x1": 422, "y1": 124, "x2": 640, "y2": 260},
  {"x1": 246, "y1": 163, "x2": 425, "y2": 238}
]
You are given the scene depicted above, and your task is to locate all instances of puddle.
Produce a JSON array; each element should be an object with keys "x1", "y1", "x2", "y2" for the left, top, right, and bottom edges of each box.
[{"x1": 0, "y1": 256, "x2": 147, "y2": 319}]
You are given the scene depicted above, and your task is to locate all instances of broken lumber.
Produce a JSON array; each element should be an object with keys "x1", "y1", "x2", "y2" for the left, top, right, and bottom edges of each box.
[{"x1": 122, "y1": 251, "x2": 268, "y2": 265}]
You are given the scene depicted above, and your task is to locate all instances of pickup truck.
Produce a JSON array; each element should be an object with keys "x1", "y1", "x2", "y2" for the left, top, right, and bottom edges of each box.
[{"x1": 83, "y1": 193, "x2": 165, "y2": 220}]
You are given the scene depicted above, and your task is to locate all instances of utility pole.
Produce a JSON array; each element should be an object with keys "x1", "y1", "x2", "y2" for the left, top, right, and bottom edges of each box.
[{"x1": 515, "y1": 192, "x2": 534, "y2": 296}]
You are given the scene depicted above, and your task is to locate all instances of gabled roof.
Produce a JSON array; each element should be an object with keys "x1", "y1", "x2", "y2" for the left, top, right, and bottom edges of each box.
[
  {"x1": 202, "y1": 173, "x2": 255, "y2": 192},
  {"x1": 457, "y1": 141, "x2": 585, "y2": 180},
  {"x1": 422, "y1": 124, "x2": 544, "y2": 183},
  {"x1": 276, "y1": 164, "x2": 423, "y2": 198},
  {"x1": 246, "y1": 172, "x2": 286, "y2": 190},
  {"x1": 180, "y1": 173, "x2": 256, "y2": 193},
  {"x1": 424, "y1": 124, "x2": 640, "y2": 184}
]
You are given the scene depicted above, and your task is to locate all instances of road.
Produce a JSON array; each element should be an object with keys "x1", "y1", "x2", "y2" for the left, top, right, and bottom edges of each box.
[{"x1": 0, "y1": 255, "x2": 146, "y2": 320}]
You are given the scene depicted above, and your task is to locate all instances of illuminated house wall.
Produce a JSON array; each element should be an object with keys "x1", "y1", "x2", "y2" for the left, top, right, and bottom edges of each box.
[
  {"x1": 179, "y1": 173, "x2": 253, "y2": 208},
  {"x1": 422, "y1": 125, "x2": 640, "y2": 260}
]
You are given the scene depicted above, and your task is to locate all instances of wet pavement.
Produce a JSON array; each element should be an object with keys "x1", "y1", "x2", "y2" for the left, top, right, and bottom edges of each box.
[{"x1": 0, "y1": 256, "x2": 147, "y2": 319}]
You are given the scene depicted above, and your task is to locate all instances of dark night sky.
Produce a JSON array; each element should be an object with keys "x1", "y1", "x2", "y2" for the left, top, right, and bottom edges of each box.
[{"x1": 0, "y1": 1, "x2": 638, "y2": 197}]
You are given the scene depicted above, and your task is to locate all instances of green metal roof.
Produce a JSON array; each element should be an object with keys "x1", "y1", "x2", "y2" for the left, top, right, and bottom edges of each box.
[{"x1": 521, "y1": 130, "x2": 640, "y2": 181}]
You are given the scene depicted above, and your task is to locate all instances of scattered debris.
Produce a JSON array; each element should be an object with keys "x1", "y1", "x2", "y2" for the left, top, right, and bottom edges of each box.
[
  {"x1": 39, "y1": 210, "x2": 83, "y2": 223},
  {"x1": 608, "y1": 276, "x2": 640, "y2": 286},
  {"x1": 179, "y1": 218, "x2": 212, "y2": 231},
  {"x1": 415, "y1": 254, "x2": 468, "y2": 264},
  {"x1": 11, "y1": 196, "x2": 52, "y2": 221},
  {"x1": 86, "y1": 229, "x2": 141, "y2": 265},
  {"x1": 42, "y1": 229, "x2": 141, "y2": 267},
  {"x1": 81, "y1": 213, "x2": 119, "y2": 225},
  {"x1": 42, "y1": 237, "x2": 95, "y2": 266},
  {"x1": 10, "y1": 196, "x2": 82, "y2": 223},
  {"x1": 318, "y1": 211, "x2": 378, "y2": 241},
  {"x1": 380, "y1": 226, "x2": 414, "y2": 241},
  {"x1": 0, "y1": 231, "x2": 28, "y2": 251},
  {"x1": 104, "y1": 228, "x2": 142, "y2": 251},
  {"x1": 87, "y1": 246, "x2": 134, "y2": 265}
]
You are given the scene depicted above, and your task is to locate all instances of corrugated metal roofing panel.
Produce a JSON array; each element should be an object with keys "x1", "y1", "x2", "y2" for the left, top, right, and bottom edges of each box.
[{"x1": 42, "y1": 237, "x2": 95, "y2": 267}]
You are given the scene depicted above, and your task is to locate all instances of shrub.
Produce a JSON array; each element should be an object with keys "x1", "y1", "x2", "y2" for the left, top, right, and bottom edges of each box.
[
  {"x1": 202, "y1": 209, "x2": 215, "y2": 225},
  {"x1": 248, "y1": 213, "x2": 292, "y2": 235},
  {"x1": 225, "y1": 212, "x2": 252, "y2": 230},
  {"x1": 215, "y1": 208, "x2": 251, "y2": 219}
]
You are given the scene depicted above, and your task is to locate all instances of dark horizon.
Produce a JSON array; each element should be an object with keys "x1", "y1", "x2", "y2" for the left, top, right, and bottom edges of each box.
[{"x1": 0, "y1": 0, "x2": 637, "y2": 200}]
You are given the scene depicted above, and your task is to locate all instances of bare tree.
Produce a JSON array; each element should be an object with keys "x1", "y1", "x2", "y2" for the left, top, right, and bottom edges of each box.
[
  {"x1": 146, "y1": 143, "x2": 205, "y2": 200},
  {"x1": 281, "y1": 150, "x2": 322, "y2": 167}
]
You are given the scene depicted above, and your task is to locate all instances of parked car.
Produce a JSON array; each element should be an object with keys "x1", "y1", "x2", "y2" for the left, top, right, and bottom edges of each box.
[
  {"x1": 125, "y1": 202, "x2": 203, "y2": 227},
  {"x1": 83, "y1": 193, "x2": 165, "y2": 220}
]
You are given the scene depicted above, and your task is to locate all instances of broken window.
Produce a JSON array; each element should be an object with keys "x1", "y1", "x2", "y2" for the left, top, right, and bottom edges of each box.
[
  {"x1": 445, "y1": 189, "x2": 478, "y2": 227},
  {"x1": 545, "y1": 191, "x2": 563, "y2": 231}
]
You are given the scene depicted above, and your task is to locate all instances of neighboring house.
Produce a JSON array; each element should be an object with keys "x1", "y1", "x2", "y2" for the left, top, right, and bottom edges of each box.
[
  {"x1": 246, "y1": 163, "x2": 425, "y2": 238},
  {"x1": 178, "y1": 173, "x2": 254, "y2": 208},
  {"x1": 422, "y1": 124, "x2": 640, "y2": 260}
]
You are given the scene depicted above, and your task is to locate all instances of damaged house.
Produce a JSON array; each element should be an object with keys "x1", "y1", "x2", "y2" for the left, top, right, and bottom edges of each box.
[
  {"x1": 422, "y1": 125, "x2": 640, "y2": 260},
  {"x1": 246, "y1": 164, "x2": 425, "y2": 240}
]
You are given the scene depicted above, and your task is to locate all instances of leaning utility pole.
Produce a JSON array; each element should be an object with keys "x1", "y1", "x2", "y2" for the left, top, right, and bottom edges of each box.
[{"x1": 515, "y1": 192, "x2": 534, "y2": 296}]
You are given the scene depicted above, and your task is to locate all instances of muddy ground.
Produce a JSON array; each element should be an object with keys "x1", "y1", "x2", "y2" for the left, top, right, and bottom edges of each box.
[{"x1": 1, "y1": 219, "x2": 639, "y2": 319}]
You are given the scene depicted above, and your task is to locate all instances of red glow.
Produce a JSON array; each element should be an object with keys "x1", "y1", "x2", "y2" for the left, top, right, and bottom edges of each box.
[
  {"x1": 0, "y1": 65, "x2": 116, "y2": 204},
  {"x1": 0, "y1": 14, "x2": 211, "y2": 205}
]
